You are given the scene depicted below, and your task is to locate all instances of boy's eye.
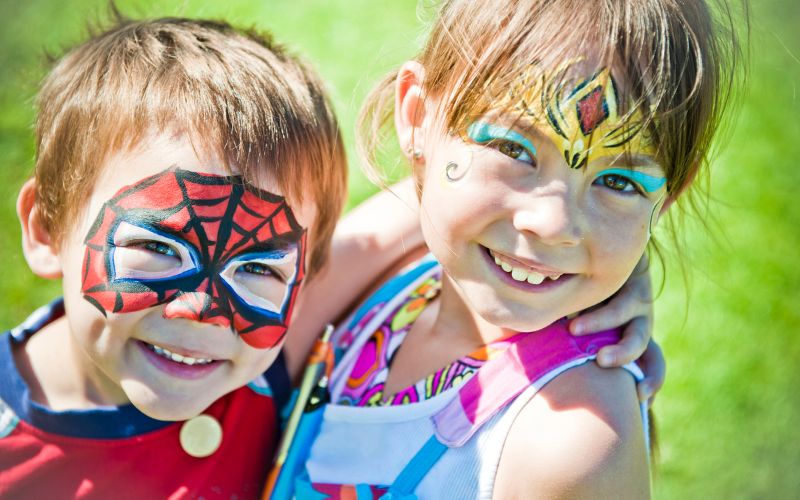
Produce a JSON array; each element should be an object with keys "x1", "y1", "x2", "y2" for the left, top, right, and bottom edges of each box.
[
  {"x1": 219, "y1": 251, "x2": 298, "y2": 315},
  {"x1": 240, "y1": 262, "x2": 275, "y2": 278},
  {"x1": 141, "y1": 241, "x2": 179, "y2": 257}
]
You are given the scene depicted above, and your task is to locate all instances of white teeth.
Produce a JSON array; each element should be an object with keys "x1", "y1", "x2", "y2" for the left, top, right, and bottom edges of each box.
[
  {"x1": 489, "y1": 250, "x2": 562, "y2": 285},
  {"x1": 149, "y1": 344, "x2": 213, "y2": 366},
  {"x1": 510, "y1": 268, "x2": 528, "y2": 282},
  {"x1": 527, "y1": 272, "x2": 546, "y2": 285}
]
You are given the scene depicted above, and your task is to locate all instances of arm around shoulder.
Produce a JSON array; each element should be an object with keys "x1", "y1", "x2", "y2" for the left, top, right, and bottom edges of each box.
[
  {"x1": 283, "y1": 178, "x2": 424, "y2": 380},
  {"x1": 494, "y1": 363, "x2": 650, "y2": 500}
]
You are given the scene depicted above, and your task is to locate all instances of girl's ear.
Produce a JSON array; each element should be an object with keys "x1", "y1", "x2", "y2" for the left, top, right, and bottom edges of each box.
[
  {"x1": 659, "y1": 161, "x2": 700, "y2": 216},
  {"x1": 17, "y1": 178, "x2": 63, "y2": 279},
  {"x1": 395, "y1": 60, "x2": 427, "y2": 162},
  {"x1": 658, "y1": 196, "x2": 676, "y2": 216}
]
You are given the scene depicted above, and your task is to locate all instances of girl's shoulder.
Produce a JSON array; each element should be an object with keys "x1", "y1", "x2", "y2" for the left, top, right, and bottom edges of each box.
[{"x1": 494, "y1": 363, "x2": 650, "y2": 499}]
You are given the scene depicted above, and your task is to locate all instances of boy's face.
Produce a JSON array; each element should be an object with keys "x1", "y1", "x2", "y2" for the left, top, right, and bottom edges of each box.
[{"x1": 56, "y1": 133, "x2": 315, "y2": 420}]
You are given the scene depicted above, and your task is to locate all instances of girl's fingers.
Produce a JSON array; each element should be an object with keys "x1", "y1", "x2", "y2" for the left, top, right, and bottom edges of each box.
[
  {"x1": 636, "y1": 340, "x2": 666, "y2": 405},
  {"x1": 595, "y1": 315, "x2": 650, "y2": 367},
  {"x1": 569, "y1": 254, "x2": 653, "y2": 336},
  {"x1": 569, "y1": 285, "x2": 649, "y2": 335}
]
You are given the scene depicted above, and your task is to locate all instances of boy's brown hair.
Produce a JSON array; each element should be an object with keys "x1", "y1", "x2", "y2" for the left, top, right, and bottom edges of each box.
[{"x1": 34, "y1": 15, "x2": 346, "y2": 276}]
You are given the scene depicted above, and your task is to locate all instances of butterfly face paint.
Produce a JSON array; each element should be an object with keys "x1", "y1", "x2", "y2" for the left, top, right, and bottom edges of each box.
[
  {"x1": 492, "y1": 62, "x2": 657, "y2": 170},
  {"x1": 81, "y1": 167, "x2": 306, "y2": 349}
]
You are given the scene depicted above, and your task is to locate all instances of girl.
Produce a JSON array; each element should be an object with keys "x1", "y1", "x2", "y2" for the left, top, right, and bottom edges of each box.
[{"x1": 290, "y1": 0, "x2": 743, "y2": 498}]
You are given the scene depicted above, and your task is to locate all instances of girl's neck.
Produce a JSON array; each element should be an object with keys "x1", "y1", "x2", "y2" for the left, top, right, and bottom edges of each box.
[{"x1": 432, "y1": 274, "x2": 512, "y2": 346}]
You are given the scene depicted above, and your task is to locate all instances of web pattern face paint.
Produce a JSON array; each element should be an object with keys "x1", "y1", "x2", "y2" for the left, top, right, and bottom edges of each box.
[
  {"x1": 496, "y1": 63, "x2": 656, "y2": 169},
  {"x1": 81, "y1": 167, "x2": 306, "y2": 348}
]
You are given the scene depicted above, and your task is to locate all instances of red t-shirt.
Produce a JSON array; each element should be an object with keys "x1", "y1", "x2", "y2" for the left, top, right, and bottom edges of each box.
[{"x1": 0, "y1": 300, "x2": 286, "y2": 499}]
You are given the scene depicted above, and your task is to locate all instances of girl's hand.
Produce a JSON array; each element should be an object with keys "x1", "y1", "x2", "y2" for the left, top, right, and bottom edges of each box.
[{"x1": 568, "y1": 254, "x2": 665, "y2": 403}]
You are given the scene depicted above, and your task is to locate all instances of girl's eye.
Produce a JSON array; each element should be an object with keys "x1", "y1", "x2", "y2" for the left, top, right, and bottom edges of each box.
[
  {"x1": 467, "y1": 121, "x2": 537, "y2": 167},
  {"x1": 497, "y1": 141, "x2": 535, "y2": 165},
  {"x1": 595, "y1": 174, "x2": 641, "y2": 194},
  {"x1": 141, "y1": 241, "x2": 179, "y2": 257}
]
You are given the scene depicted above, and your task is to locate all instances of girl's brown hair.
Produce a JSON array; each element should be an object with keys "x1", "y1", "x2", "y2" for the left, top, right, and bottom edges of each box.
[
  {"x1": 34, "y1": 15, "x2": 347, "y2": 276},
  {"x1": 359, "y1": 0, "x2": 746, "y2": 198}
]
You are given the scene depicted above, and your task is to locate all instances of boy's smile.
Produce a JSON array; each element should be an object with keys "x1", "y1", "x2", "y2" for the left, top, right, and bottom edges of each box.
[{"x1": 48, "y1": 133, "x2": 315, "y2": 419}]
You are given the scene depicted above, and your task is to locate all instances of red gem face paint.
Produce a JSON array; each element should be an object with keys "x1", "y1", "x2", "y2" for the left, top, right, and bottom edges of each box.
[
  {"x1": 81, "y1": 167, "x2": 306, "y2": 349},
  {"x1": 490, "y1": 62, "x2": 655, "y2": 170}
]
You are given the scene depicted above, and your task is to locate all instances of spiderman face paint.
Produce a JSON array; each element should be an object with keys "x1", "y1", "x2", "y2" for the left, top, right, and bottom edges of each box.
[{"x1": 81, "y1": 167, "x2": 306, "y2": 349}]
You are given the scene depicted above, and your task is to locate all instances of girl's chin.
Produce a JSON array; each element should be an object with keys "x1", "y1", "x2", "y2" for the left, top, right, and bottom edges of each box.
[{"x1": 475, "y1": 306, "x2": 561, "y2": 334}]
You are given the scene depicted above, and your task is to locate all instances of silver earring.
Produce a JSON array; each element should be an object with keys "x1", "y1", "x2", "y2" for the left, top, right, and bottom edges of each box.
[
  {"x1": 647, "y1": 193, "x2": 666, "y2": 240},
  {"x1": 445, "y1": 161, "x2": 468, "y2": 182},
  {"x1": 406, "y1": 146, "x2": 423, "y2": 160}
]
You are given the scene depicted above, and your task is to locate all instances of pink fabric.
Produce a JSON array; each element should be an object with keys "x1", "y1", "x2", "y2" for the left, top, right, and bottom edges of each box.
[{"x1": 433, "y1": 321, "x2": 621, "y2": 446}]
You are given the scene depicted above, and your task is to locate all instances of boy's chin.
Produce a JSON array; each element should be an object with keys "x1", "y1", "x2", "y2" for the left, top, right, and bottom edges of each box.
[{"x1": 120, "y1": 380, "x2": 217, "y2": 422}]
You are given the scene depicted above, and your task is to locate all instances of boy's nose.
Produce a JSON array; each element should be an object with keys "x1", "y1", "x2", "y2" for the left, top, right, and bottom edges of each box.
[
  {"x1": 162, "y1": 291, "x2": 232, "y2": 329},
  {"x1": 512, "y1": 191, "x2": 582, "y2": 246}
]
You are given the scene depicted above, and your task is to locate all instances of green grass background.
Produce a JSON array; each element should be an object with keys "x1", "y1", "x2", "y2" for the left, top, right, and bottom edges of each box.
[{"x1": 0, "y1": 1, "x2": 797, "y2": 497}]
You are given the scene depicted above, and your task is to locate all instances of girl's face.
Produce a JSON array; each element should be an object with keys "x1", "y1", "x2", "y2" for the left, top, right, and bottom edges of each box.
[{"x1": 414, "y1": 65, "x2": 668, "y2": 332}]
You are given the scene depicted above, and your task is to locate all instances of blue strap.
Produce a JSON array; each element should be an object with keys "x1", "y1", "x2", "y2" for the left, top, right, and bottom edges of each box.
[
  {"x1": 264, "y1": 350, "x2": 291, "y2": 415},
  {"x1": 382, "y1": 435, "x2": 448, "y2": 499}
]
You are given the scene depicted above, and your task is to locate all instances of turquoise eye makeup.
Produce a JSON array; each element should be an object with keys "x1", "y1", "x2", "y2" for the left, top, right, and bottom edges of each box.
[
  {"x1": 467, "y1": 121, "x2": 537, "y2": 164},
  {"x1": 594, "y1": 168, "x2": 666, "y2": 193}
]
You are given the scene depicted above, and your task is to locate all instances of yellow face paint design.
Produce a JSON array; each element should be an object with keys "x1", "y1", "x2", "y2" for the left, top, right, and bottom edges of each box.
[{"x1": 495, "y1": 63, "x2": 655, "y2": 169}]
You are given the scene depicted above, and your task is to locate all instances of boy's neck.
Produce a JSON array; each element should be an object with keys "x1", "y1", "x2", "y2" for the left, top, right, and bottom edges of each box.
[{"x1": 13, "y1": 315, "x2": 130, "y2": 411}]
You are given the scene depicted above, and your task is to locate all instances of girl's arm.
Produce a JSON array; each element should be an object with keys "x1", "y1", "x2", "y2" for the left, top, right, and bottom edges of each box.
[
  {"x1": 283, "y1": 178, "x2": 424, "y2": 380},
  {"x1": 493, "y1": 363, "x2": 650, "y2": 499}
]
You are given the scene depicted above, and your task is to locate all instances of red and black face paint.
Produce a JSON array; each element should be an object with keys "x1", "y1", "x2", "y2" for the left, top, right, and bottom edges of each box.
[{"x1": 81, "y1": 167, "x2": 307, "y2": 348}]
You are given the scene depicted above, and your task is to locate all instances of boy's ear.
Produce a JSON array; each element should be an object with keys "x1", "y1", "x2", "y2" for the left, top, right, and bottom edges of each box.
[
  {"x1": 395, "y1": 60, "x2": 427, "y2": 161},
  {"x1": 17, "y1": 178, "x2": 63, "y2": 279}
]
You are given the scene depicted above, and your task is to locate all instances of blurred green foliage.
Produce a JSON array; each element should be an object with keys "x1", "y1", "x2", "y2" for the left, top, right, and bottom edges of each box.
[{"x1": 0, "y1": 0, "x2": 797, "y2": 497}]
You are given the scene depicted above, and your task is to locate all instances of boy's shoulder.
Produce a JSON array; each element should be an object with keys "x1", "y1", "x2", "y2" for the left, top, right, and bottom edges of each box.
[
  {"x1": 0, "y1": 301, "x2": 284, "y2": 497},
  {"x1": 0, "y1": 299, "x2": 286, "y2": 439}
]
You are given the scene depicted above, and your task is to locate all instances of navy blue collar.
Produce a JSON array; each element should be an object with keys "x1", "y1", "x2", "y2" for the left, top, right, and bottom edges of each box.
[{"x1": 0, "y1": 298, "x2": 172, "y2": 439}]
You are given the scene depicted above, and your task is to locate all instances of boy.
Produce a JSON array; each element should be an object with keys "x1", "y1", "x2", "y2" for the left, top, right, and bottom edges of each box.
[{"x1": 0, "y1": 16, "x2": 420, "y2": 498}]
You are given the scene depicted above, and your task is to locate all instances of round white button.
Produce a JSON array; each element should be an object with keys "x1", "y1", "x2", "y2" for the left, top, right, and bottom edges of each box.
[{"x1": 180, "y1": 414, "x2": 223, "y2": 458}]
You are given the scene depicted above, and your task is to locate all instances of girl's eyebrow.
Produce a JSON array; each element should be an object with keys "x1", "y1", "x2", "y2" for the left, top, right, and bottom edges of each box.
[
  {"x1": 596, "y1": 153, "x2": 660, "y2": 168},
  {"x1": 467, "y1": 121, "x2": 538, "y2": 155},
  {"x1": 596, "y1": 167, "x2": 667, "y2": 192}
]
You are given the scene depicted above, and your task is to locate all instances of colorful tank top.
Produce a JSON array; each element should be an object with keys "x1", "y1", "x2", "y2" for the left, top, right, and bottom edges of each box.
[
  {"x1": 297, "y1": 255, "x2": 649, "y2": 499},
  {"x1": 335, "y1": 269, "x2": 527, "y2": 407}
]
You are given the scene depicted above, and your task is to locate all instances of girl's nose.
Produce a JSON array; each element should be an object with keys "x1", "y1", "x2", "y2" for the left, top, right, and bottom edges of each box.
[
  {"x1": 512, "y1": 192, "x2": 582, "y2": 246},
  {"x1": 162, "y1": 290, "x2": 232, "y2": 329}
]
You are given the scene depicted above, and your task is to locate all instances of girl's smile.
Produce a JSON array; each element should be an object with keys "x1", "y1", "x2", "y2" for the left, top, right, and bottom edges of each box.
[{"x1": 483, "y1": 246, "x2": 574, "y2": 291}]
